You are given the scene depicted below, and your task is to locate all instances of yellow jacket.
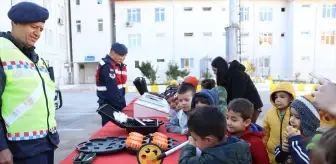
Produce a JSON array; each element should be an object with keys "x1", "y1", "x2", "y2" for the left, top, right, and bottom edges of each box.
[{"x1": 263, "y1": 82, "x2": 296, "y2": 164}]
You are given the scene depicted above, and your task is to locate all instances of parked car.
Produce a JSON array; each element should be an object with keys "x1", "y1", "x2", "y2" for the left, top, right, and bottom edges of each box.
[{"x1": 55, "y1": 86, "x2": 63, "y2": 110}]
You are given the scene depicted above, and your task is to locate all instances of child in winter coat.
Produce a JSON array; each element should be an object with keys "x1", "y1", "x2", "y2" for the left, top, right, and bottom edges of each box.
[
  {"x1": 179, "y1": 106, "x2": 252, "y2": 164},
  {"x1": 211, "y1": 85, "x2": 227, "y2": 113},
  {"x1": 166, "y1": 83, "x2": 196, "y2": 134},
  {"x1": 161, "y1": 85, "x2": 179, "y2": 119},
  {"x1": 226, "y1": 98, "x2": 269, "y2": 164},
  {"x1": 201, "y1": 79, "x2": 216, "y2": 89},
  {"x1": 263, "y1": 82, "x2": 296, "y2": 164},
  {"x1": 274, "y1": 96, "x2": 320, "y2": 164},
  {"x1": 191, "y1": 89, "x2": 219, "y2": 109}
]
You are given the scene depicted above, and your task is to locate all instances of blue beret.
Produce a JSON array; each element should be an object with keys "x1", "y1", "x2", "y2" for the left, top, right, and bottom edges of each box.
[
  {"x1": 111, "y1": 43, "x2": 128, "y2": 56},
  {"x1": 8, "y1": 2, "x2": 49, "y2": 23}
]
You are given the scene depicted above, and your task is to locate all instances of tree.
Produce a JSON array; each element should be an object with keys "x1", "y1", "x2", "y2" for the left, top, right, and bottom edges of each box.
[
  {"x1": 138, "y1": 61, "x2": 158, "y2": 84},
  {"x1": 201, "y1": 68, "x2": 213, "y2": 79},
  {"x1": 242, "y1": 61, "x2": 256, "y2": 75},
  {"x1": 165, "y1": 61, "x2": 190, "y2": 80}
]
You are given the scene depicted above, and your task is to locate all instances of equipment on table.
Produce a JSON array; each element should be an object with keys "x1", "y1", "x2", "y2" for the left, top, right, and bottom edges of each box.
[
  {"x1": 97, "y1": 104, "x2": 164, "y2": 134},
  {"x1": 73, "y1": 152, "x2": 96, "y2": 164},
  {"x1": 133, "y1": 77, "x2": 148, "y2": 95},
  {"x1": 134, "y1": 93, "x2": 170, "y2": 118},
  {"x1": 137, "y1": 140, "x2": 190, "y2": 164},
  {"x1": 76, "y1": 137, "x2": 126, "y2": 154},
  {"x1": 126, "y1": 132, "x2": 180, "y2": 155}
]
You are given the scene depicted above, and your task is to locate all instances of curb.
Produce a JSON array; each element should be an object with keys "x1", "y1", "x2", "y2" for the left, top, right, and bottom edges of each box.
[
  {"x1": 59, "y1": 83, "x2": 317, "y2": 93},
  {"x1": 270, "y1": 83, "x2": 316, "y2": 92}
]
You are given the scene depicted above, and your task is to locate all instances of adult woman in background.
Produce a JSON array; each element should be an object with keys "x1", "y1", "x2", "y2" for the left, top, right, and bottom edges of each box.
[{"x1": 211, "y1": 56, "x2": 263, "y2": 123}]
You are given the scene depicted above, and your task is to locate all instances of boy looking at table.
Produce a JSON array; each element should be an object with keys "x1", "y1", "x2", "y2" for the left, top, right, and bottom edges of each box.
[{"x1": 179, "y1": 106, "x2": 252, "y2": 164}]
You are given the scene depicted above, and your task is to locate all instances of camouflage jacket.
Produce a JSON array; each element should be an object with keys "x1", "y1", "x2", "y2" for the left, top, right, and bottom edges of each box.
[{"x1": 211, "y1": 86, "x2": 228, "y2": 114}]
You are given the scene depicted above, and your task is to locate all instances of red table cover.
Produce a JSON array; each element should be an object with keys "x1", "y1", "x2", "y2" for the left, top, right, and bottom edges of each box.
[{"x1": 60, "y1": 99, "x2": 187, "y2": 164}]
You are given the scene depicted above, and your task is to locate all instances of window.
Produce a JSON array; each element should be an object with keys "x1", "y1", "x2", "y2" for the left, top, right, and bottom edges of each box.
[
  {"x1": 301, "y1": 31, "x2": 310, "y2": 35},
  {"x1": 259, "y1": 33, "x2": 273, "y2": 45},
  {"x1": 157, "y1": 59, "x2": 165, "y2": 62},
  {"x1": 135, "y1": 61, "x2": 139, "y2": 68},
  {"x1": 127, "y1": 8, "x2": 141, "y2": 23},
  {"x1": 58, "y1": 33, "x2": 62, "y2": 50},
  {"x1": 281, "y1": 33, "x2": 285, "y2": 37},
  {"x1": 259, "y1": 8, "x2": 273, "y2": 21},
  {"x1": 44, "y1": 28, "x2": 48, "y2": 44},
  {"x1": 281, "y1": 7, "x2": 285, "y2": 12},
  {"x1": 76, "y1": 0, "x2": 80, "y2": 5},
  {"x1": 302, "y1": 4, "x2": 311, "y2": 8},
  {"x1": 61, "y1": 34, "x2": 66, "y2": 49},
  {"x1": 222, "y1": 8, "x2": 226, "y2": 11},
  {"x1": 184, "y1": 33, "x2": 194, "y2": 37},
  {"x1": 45, "y1": 29, "x2": 53, "y2": 46},
  {"x1": 128, "y1": 34, "x2": 141, "y2": 48},
  {"x1": 180, "y1": 58, "x2": 194, "y2": 69},
  {"x1": 321, "y1": 31, "x2": 335, "y2": 45},
  {"x1": 156, "y1": 33, "x2": 165, "y2": 37},
  {"x1": 76, "y1": 20, "x2": 81, "y2": 33},
  {"x1": 97, "y1": 0, "x2": 102, "y2": 4},
  {"x1": 258, "y1": 57, "x2": 270, "y2": 67},
  {"x1": 240, "y1": 7, "x2": 249, "y2": 21},
  {"x1": 241, "y1": 32, "x2": 249, "y2": 37},
  {"x1": 155, "y1": 8, "x2": 165, "y2": 22},
  {"x1": 322, "y1": 4, "x2": 336, "y2": 18},
  {"x1": 202, "y1": 7, "x2": 212, "y2": 11},
  {"x1": 203, "y1": 32, "x2": 212, "y2": 36},
  {"x1": 184, "y1": 7, "x2": 193, "y2": 11},
  {"x1": 98, "y1": 19, "x2": 103, "y2": 31}
]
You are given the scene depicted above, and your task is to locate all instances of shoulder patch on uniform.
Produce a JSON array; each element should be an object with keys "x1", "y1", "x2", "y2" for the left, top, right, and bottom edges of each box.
[
  {"x1": 109, "y1": 72, "x2": 116, "y2": 79},
  {"x1": 99, "y1": 60, "x2": 106, "y2": 66}
]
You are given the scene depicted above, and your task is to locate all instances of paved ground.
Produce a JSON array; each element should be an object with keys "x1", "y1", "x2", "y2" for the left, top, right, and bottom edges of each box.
[{"x1": 54, "y1": 89, "x2": 310, "y2": 163}]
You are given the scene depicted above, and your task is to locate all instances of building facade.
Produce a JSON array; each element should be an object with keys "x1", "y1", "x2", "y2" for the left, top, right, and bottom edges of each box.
[
  {"x1": 115, "y1": 0, "x2": 229, "y2": 83},
  {"x1": 113, "y1": 0, "x2": 336, "y2": 83},
  {"x1": 0, "y1": 0, "x2": 71, "y2": 85},
  {"x1": 68, "y1": 0, "x2": 336, "y2": 84},
  {"x1": 70, "y1": 0, "x2": 113, "y2": 84}
]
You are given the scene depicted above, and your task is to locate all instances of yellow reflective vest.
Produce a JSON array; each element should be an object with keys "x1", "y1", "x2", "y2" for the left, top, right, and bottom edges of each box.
[{"x1": 0, "y1": 37, "x2": 57, "y2": 141}]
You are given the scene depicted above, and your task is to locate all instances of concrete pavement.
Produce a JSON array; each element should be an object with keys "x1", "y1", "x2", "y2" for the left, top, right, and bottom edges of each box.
[{"x1": 54, "y1": 90, "x2": 310, "y2": 163}]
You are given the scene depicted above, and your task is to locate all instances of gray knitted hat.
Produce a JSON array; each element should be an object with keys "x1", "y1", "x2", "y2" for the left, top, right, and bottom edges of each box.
[{"x1": 290, "y1": 96, "x2": 320, "y2": 136}]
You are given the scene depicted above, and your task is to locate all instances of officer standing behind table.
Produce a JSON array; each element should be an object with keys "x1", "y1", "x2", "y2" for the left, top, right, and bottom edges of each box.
[
  {"x1": 0, "y1": 2, "x2": 59, "y2": 164},
  {"x1": 96, "y1": 43, "x2": 128, "y2": 126}
]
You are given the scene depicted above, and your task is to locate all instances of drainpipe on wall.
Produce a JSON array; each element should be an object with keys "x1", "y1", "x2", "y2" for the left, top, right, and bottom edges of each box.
[
  {"x1": 67, "y1": 0, "x2": 74, "y2": 84},
  {"x1": 110, "y1": 0, "x2": 116, "y2": 43},
  {"x1": 312, "y1": 5, "x2": 318, "y2": 74}
]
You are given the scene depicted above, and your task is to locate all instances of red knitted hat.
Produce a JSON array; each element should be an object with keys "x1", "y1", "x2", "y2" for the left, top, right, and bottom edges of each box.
[{"x1": 183, "y1": 76, "x2": 198, "y2": 89}]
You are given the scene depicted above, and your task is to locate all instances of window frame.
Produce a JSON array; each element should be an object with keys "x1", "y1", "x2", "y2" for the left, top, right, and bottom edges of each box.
[
  {"x1": 128, "y1": 34, "x2": 142, "y2": 48},
  {"x1": 155, "y1": 8, "x2": 165, "y2": 22},
  {"x1": 127, "y1": 8, "x2": 141, "y2": 23},
  {"x1": 259, "y1": 8, "x2": 273, "y2": 21}
]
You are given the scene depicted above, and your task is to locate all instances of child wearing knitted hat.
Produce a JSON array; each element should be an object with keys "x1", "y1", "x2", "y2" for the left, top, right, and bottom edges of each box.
[
  {"x1": 302, "y1": 94, "x2": 336, "y2": 130},
  {"x1": 162, "y1": 86, "x2": 179, "y2": 119},
  {"x1": 275, "y1": 96, "x2": 320, "y2": 164},
  {"x1": 166, "y1": 83, "x2": 196, "y2": 134}
]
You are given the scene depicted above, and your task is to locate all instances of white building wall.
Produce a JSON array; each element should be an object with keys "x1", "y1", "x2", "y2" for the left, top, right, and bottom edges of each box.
[
  {"x1": 115, "y1": 1, "x2": 229, "y2": 83},
  {"x1": 70, "y1": 0, "x2": 112, "y2": 84},
  {"x1": 0, "y1": 0, "x2": 70, "y2": 85},
  {"x1": 291, "y1": 1, "x2": 336, "y2": 81},
  {"x1": 240, "y1": 0, "x2": 288, "y2": 79},
  {"x1": 66, "y1": 0, "x2": 336, "y2": 84}
]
